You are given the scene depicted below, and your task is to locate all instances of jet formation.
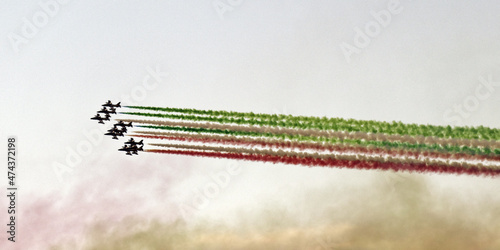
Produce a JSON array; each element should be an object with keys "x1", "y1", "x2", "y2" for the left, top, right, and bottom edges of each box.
[
  {"x1": 91, "y1": 101, "x2": 142, "y2": 156},
  {"x1": 106, "y1": 120, "x2": 133, "y2": 140},
  {"x1": 90, "y1": 100, "x2": 120, "y2": 124},
  {"x1": 119, "y1": 138, "x2": 144, "y2": 155}
]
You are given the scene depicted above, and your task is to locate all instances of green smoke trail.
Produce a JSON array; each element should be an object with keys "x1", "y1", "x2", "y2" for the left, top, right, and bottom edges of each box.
[
  {"x1": 137, "y1": 125, "x2": 500, "y2": 156},
  {"x1": 123, "y1": 107, "x2": 500, "y2": 141}
]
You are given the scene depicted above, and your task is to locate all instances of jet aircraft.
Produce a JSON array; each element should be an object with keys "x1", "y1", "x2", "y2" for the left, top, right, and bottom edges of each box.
[
  {"x1": 114, "y1": 121, "x2": 133, "y2": 128},
  {"x1": 102, "y1": 100, "x2": 121, "y2": 108},
  {"x1": 90, "y1": 114, "x2": 110, "y2": 124},
  {"x1": 118, "y1": 144, "x2": 143, "y2": 155},
  {"x1": 105, "y1": 127, "x2": 124, "y2": 139},
  {"x1": 97, "y1": 107, "x2": 117, "y2": 115},
  {"x1": 125, "y1": 138, "x2": 144, "y2": 146}
]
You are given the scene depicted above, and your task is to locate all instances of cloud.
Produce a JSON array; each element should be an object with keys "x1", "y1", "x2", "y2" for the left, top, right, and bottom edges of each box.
[
  {"x1": 2, "y1": 156, "x2": 195, "y2": 250},
  {"x1": 50, "y1": 172, "x2": 500, "y2": 250}
]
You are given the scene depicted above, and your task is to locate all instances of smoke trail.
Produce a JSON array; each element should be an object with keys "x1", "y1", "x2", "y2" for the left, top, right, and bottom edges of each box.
[
  {"x1": 146, "y1": 149, "x2": 500, "y2": 176},
  {"x1": 119, "y1": 118, "x2": 500, "y2": 149},
  {"x1": 148, "y1": 143, "x2": 499, "y2": 170},
  {"x1": 132, "y1": 132, "x2": 500, "y2": 163},
  {"x1": 135, "y1": 124, "x2": 498, "y2": 157},
  {"x1": 124, "y1": 106, "x2": 500, "y2": 140}
]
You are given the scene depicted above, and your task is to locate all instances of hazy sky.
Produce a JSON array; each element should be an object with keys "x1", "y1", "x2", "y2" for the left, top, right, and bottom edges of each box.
[{"x1": 1, "y1": 1, "x2": 500, "y2": 249}]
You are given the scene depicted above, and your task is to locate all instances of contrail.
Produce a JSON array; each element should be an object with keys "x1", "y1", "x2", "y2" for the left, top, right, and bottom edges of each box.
[
  {"x1": 146, "y1": 149, "x2": 500, "y2": 176},
  {"x1": 124, "y1": 106, "x2": 500, "y2": 141},
  {"x1": 132, "y1": 132, "x2": 500, "y2": 163}
]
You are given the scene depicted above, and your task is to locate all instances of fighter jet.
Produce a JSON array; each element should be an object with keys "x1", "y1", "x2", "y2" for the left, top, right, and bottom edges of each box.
[
  {"x1": 108, "y1": 127, "x2": 124, "y2": 135},
  {"x1": 90, "y1": 114, "x2": 110, "y2": 124},
  {"x1": 105, "y1": 127, "x2": 124, "y2": 139},
  {"x1": 102, "y1": 100, "x2": 121, "y2": 108},
  {"x1": 91, "y1": 114, "x2": 105, "y2": 124},
  {"x1": 118, "y1": 144, "x2": 143, "y2": 155},
  {"x1": 118, "y1": 145, "x2": 135, "y2": 155},
  {"x1": 114, "y1": 121, "x2": 133, "y2": 128},
  {"x1": 113, "y1": 125, "x2": 127, "y2": 133},
  {"x1": 97, "y1": 107, "x2": 116, "y2": 115},
  {"x1": 104, "y1": 131, "x2": 120, "y2": 139},
  {"x1": 125, "y1": 138, "x2": 144, "y2": 146}
]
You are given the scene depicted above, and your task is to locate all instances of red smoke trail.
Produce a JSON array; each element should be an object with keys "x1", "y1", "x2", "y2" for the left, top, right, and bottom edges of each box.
[
  {"x1": 132, "y1": 134, "x2": 500, "y2": 164},
  {"x1": 146, "y1": 149, "x2": 500, "y2": 176},
  {"x1": 149, "y1": 142, "x2": 497, "y2": 170}
]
